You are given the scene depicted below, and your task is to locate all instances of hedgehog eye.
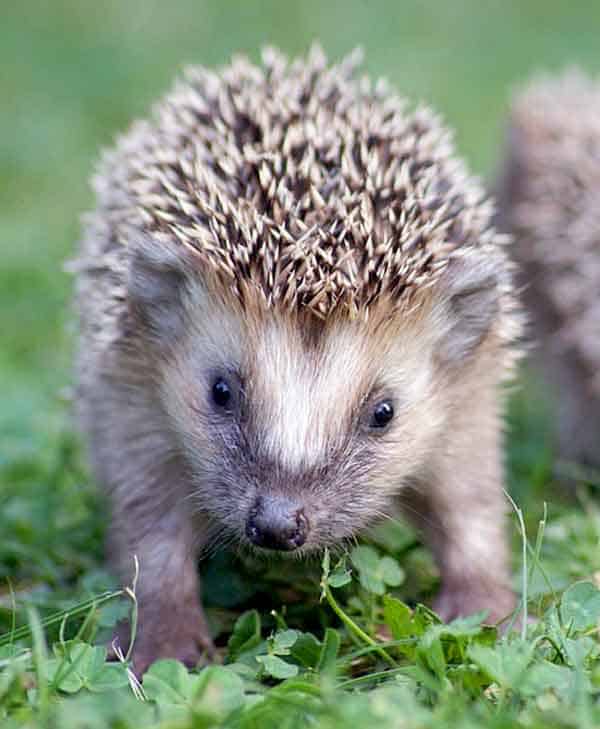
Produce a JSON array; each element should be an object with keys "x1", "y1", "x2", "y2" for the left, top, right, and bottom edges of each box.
[
  {"x1": 370, "y1": 400, "x2": 394, "y2": 429},
  {"x1": 212, "y1": 378, "x2": 232, "y2": 409}
]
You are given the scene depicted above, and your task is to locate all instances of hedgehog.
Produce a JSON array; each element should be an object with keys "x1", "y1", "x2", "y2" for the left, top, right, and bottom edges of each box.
[
  {"x1": 74, "y1": 47, "x2": 522, "y2": 674},
  {"x1": 496, "y1": 69, "x2": 600, "y2": 471}
]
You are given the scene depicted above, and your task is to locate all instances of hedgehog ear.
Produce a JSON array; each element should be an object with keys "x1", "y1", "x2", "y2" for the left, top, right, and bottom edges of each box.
[
  {"x1": 437, "y1": 253, "x2": 502, "y2": 364},
  {"x1": 127, "y1": 232, "x2": 189, "y2": 344}
]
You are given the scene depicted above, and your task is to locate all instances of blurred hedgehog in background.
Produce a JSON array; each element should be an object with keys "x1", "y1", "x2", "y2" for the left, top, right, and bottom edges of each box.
[{"x1": 497, "y1": 70, "x2": 600, "y2": 471}]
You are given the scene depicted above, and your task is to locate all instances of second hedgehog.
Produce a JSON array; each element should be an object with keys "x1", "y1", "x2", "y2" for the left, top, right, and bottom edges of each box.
[
  {"x1": 75, "y1": 48, "x2": 521, "y2": 673},
  {"x1": 497, "y1": 70, "x2": 600, "y2": 471}
]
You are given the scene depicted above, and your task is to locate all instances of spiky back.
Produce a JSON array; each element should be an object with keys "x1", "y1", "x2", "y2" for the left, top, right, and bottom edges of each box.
[
  {"x1": 95, "y1": 47, "x2": 500, "y2": 318},
  {"x1": 506, "y1": 70, "x2": 600, "y2": 393}
]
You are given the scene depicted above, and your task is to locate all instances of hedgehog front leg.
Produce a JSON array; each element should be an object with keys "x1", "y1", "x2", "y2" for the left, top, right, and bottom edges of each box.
[
  {"x1": 401, "y1": 368, "x2": 515, "y2": 625},
  {"x1": 107, "y1": 501, "x2": 214, "y2": 676},
  {"x1": 425, "y1": 484, "x2": 515, "y2": 625},
  {"x1": 81, "y1": 375, "x2": 214, "y2": 675}
]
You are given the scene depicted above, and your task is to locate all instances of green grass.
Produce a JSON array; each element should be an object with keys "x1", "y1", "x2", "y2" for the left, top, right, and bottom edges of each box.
[{"x1": 2, "y1": 2, "x2": 600, "y2": 727}]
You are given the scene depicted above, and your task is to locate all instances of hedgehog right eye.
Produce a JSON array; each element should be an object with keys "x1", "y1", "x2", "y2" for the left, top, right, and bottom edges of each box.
[{"x1": 212, "y1": 378, "x2": 232, "y2": 409}]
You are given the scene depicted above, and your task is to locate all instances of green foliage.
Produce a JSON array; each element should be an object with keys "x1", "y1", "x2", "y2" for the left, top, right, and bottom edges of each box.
[
  {"x1": 350, "y1": 546, "x2": 405, "y2": 595},
  {"x1": 46, "y1": 642, "x2": 129, "y2": 693},
  {"x1": 560, "y1": 581, "x2": 600, "y2": 634},
  {"x1": 3, "y1": 552, "x2": 600, "y2": 728}
]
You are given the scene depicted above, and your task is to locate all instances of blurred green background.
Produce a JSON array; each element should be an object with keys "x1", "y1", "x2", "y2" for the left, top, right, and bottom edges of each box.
[{"x1": 1, "y1": 1, "x2": 599, "y2": 579}]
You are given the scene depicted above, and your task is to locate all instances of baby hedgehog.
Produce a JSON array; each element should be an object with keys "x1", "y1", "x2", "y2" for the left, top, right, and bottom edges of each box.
[
  {"x1": 497, "y1": 70, "x2": 600, "y2": 470},
  {"x1": 75, "y1": 47, "x2": 521, "y2": 673}
]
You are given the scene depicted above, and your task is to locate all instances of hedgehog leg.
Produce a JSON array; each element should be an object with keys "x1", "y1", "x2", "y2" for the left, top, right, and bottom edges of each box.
[
  {"x1": 80, "y1": 373, "x2": 214, "y2": 676},
  {"x1": 400, "y1": 367, "x2": 515, "y2": 626},
  {"x1": 106, "y1": 510, "x2": 215, "y2": 677}
]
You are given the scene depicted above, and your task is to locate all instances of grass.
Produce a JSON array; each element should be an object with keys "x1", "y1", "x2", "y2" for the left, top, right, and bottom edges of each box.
[{"x1": 2, "y1": 1, "x2": 600, "y2": 726}]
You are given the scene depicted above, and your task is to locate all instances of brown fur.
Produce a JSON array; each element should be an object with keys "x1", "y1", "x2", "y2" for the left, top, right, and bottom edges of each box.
[
  {"x1": 74, "y1": 48, "x2": 522, "y2": 674},
  {"x1": 495, "y1": 69, "x2": 600, "y2": 469}
]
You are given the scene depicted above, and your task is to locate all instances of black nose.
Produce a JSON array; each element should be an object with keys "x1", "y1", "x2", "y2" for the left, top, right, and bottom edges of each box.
[{"x1": 246, "y1": 496, "x2": 309, "y2": 551}]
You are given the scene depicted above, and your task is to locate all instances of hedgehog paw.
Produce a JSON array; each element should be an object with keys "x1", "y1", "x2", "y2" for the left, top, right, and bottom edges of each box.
[
  {"x1": 108, "y1": 604, "x2": 216, "y2": 678},
  {"x1": 433, "y1": 581, "x2": 516, "y2": 627}
]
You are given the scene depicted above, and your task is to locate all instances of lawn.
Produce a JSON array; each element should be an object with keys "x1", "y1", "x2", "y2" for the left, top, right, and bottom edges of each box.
[{"x1": 1, "y1": 2, "x2": 600, "y2": 727}]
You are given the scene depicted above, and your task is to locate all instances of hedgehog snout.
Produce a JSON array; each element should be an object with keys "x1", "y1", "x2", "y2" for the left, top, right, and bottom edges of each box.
[{"x1": 245, "y1": 494, "x2": 309, "y2": 551}]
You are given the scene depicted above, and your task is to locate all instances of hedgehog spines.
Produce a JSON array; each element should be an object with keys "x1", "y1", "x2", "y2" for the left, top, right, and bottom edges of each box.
[{"x1": 90, "y1": 46, "x2": 506, "y2": 321}]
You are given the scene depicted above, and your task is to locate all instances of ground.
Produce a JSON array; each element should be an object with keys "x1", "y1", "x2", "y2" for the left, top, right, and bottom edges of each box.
[{"x1": 2, "y1": 2, "x2": 600, "y2": 727}]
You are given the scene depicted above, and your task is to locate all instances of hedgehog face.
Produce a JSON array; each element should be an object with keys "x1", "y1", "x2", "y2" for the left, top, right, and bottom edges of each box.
[{"x1": 160, "y1": 281, "x2": 451, "y2": 554}]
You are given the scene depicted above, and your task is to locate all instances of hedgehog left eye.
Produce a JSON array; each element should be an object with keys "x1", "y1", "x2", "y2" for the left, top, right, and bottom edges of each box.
[{"x1": 370, "y1": 400, "x2": 394, "y2": 429}]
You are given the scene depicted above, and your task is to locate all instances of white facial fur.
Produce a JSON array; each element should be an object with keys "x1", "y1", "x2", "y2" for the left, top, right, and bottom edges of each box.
[{"x1": 160, "y1": 279, "x2": 450, "y2": 550}]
